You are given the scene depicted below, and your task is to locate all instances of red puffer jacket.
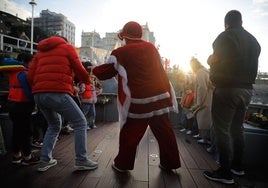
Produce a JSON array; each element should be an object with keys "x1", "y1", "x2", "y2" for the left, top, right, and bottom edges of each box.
[{"x1": 27, "y1": 36, "x2": 90, "y2": 96}]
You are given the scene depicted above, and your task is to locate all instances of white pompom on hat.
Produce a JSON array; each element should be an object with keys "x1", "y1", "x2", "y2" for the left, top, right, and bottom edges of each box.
[{"x1": 118, "y1": 21, "x2": 142, "y2": 41}]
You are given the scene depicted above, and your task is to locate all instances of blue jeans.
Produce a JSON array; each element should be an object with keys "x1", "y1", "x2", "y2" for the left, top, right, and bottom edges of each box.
[
  {"x1": 34, "y1": 93, "x2": 88, "y2": 161},
  {"x1": 81, "y1": 103, "x2": 96, "y2": 126},
  {"x1": 212, "y1": 88, "x2": 252, "y2": 172}
]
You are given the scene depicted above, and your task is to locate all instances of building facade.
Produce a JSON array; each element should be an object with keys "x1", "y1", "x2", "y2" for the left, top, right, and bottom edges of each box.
[
  {"x1": 79, "y1": 22, "x2": 156, "y2": 65},
  {"x1": 33, "y1": 9, "x2": 75, "y2": 46},
  {"x1": 0, "y1": 10, "x2": 28, "y2": 35}
]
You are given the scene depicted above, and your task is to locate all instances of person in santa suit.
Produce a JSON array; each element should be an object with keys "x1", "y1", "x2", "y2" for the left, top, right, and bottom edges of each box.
[{"x1": 92, "y1": 21, "x2": 181, "y2": 172}]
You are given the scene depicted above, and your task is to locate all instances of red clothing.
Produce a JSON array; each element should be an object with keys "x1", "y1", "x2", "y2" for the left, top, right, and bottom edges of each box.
[
  {"x1": 93, "y1": 40, "x2": 178, "y2": 127},
  {"x1": 27, "y1": 36, "x2": 90, "y2": 96},
  {"x1": 8, "y1": 71, "x2": 29, "y2": 102},
  {"x1": 82, "y1": 84, "x2": 93, "y2": 99},
  {"x1": 181, "y1": 92, "x2": 195, "y2": 108},
  {"x1": 115, "y1": 114, "x2": 181, "y2": 170},
  {"x1": 93, "y1": 38, "x2": 180, "y2": 171}
]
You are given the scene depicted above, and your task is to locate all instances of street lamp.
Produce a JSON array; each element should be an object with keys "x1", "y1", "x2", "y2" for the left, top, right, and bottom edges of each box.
[
  {"x1": 29, "y1": 0, "x2": 37, "y2": 54},
  {"x1": 91, "y1": 30, "x2": 94, "y2": 61}
]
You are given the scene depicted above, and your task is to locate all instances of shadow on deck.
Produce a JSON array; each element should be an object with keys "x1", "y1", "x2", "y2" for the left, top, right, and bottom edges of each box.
[{"x1": 0, "y1": 122, "x2": 267, "y2": 188}]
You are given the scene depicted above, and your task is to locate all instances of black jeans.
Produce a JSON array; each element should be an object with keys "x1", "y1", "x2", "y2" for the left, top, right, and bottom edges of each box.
[
  {"x1": 212, "y1": 88, "x2": 252, "y2": 172},
  {"x1": 8, "y1": 101, "x2": 35, "y2": 156}
]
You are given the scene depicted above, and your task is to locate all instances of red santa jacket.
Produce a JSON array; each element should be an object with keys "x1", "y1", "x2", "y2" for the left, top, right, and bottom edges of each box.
[{"x1": 93, "y1": 40, "x2": 177, "y2": 127}]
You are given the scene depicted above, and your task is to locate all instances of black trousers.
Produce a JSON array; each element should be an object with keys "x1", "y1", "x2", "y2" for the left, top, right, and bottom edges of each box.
[
  {"x1": 212, "y1": 88, "x2": 252, "y2": 172},
  {"x1": 8, "y1": 101, "x2": 35, "y2": 156}
]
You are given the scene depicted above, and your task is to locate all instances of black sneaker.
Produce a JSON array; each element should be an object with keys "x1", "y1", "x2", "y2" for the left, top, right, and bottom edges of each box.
[
  {"x1": 22, "y1": 153, "x2": 40, "y2": 166},
  {"x1": 159, "y1": 164, "x2": 173, "y2": 171},
  {"x1": 12, "y1": 155, "x2": 22, "y2": 164},
  {"x1": 204, "y1": 168, "x2": 234, "y2": 184},
  {"x1": 112, "y1": 162, "x2": 128, "y2": 173}
]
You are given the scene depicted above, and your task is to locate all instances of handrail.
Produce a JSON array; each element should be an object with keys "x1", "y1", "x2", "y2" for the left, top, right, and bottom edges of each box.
[{"x1": 0, "y1": 34, "x2": 38, "y2": 53}]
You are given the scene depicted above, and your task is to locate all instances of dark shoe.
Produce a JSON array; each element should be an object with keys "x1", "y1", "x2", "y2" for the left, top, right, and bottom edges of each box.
[
  {"x1": 91, "y1": 124, "x2": 97, "y2": 129},
  {"x1": 206, "y1": 146, "x2": 215, "y2": 153},
  {"x1": 32, "y1": 141, "x2": 43, "y2": 148},
  {"x1": 159, "y1": 164, "x2": 172, "y2": 171},
  {"x1": 60, "y1": 128, "x2": 70, "y2": 135},
  {"x1": 22, "y1": 153, "x2": 40, "y2": 166},
  {"x1": 112, "y1": 162, "x2": 128, "y2": 173},
  {"x1": 231, "y1": 166, "x2": 245, "y2": 176},
  {"x1": 12, "y1": 155, "x2": 22, "y2": 164},
  {"x1": 204, "y1": 168, "x2": 234, "y2": 185}
]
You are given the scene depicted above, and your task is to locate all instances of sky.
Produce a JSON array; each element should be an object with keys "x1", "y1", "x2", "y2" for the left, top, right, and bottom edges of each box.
[{"x1": 1, "y1": 0, "x2": 268, "y2": 72}]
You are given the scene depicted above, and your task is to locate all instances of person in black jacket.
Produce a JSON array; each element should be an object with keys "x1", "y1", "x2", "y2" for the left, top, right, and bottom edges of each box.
[{"x1": 204, "y1": 10, "x2": 261, "y2": 185}]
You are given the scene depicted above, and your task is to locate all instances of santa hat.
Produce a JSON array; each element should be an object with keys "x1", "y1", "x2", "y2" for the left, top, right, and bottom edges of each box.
[{"x1": 118, "y1": 21, "x2": 142, "y2": 41}]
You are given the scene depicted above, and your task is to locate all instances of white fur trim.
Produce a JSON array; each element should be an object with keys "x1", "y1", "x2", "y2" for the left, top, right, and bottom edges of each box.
[
  {"x1": 128, "y1": 107, "x2": 174, "y2": 119},
  {"x1": 112, "y1": 56, "x2": 131, "y2": 128},
  {"x1": 105, "y1": 55, "x2": 117, "y2": 64},
  {"x1": 108, "y1": 55, "x2": 178, "y2": 129},
  {"x1": 131, "y1": 92, "x2": 170, "y2": 104}
]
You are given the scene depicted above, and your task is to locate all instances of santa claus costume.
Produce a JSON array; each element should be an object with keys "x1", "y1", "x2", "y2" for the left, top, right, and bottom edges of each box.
[{"x1": 92, "y1": 21, "x2": 181, "y2": 171}]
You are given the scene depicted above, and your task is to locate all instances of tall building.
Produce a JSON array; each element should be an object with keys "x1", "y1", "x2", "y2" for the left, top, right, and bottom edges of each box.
[
  {"x1": 79, "y1": 23, "x2": 156, "y2": 64},
  {"x1": 33, "y1": 9, "x2": 75, "y2": 45}
]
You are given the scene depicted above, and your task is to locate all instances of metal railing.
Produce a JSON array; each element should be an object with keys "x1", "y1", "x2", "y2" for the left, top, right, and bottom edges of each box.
[{"x1": 0, "y1": 34, "x2": 38, "y2": 53}]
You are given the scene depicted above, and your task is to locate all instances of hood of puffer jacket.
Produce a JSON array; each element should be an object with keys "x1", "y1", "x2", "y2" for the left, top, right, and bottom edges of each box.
[{"x1": 37, "y1": 36, "x2": 67, "y2": 52}]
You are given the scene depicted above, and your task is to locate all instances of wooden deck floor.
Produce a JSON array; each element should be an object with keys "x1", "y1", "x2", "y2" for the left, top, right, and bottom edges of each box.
[{"x1": 0, "y1": 122, "x2": 267, "y2": 188}]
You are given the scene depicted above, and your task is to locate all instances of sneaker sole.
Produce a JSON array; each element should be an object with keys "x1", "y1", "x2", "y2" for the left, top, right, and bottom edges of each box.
[
  {"x1": 74, "y1": 165, "x2": 98, "y2": 171},
  {"x1": 231, "y1": 169, "x2": 245, "y2": 176},
  {"x1": 37, "y1": 161, "x2": 58, "y2": 172},
  {"x1": 12, "y1": 160, "x2": 22, "y2": 164},
  {"x1": 204, "y1": 173, "x2": 234, "y2": 184},
  {"x1": 22, "y1": 160, "x2": 40, "y2": 166}
]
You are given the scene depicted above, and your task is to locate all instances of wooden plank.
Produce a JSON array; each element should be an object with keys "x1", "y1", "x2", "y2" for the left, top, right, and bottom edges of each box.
[
  {"x1": 162, "y1": 170, "x2": 182, "y2": 188},
  {"x1": 149, "y1": 165, "x2": 165, "y2": 188},
  {"x1": 148, "y1": 128, "x2": 160, "y2": 167},
  {"x1": 0, "y1": 122, "x2": 267, "y2": 188},
  {"x1": 131, "y1": 127, "x2": 149, "y2": 182},
  {"x1": 176, "y1": 168, "x2": 197, "y2": 188},
  {"x1": 174, "y1": 128, "x2": 198, "y2": 169}
]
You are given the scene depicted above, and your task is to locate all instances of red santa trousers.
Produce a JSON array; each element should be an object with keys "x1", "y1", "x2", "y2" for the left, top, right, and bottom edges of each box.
[{"x1": 114, "y1": 113, "x2": 181, "y2": 170}]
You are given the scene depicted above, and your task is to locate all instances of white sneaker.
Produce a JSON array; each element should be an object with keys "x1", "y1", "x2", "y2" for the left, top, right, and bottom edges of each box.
[
  {"x1": 180, "y1": 128, "x2": 186, "y2": 132},
  {"x1": 186, "y1": 130, "x2": 192, "y2": 135},
  {"x1": 66, "y1": 125, "x2": 74, "y2": 132},
  {"x1": 74, "y1": 158, "x2": 98, "y2": 171},
  {"x1": 192, "y1": 134, "x2": 200, "y2": 139},
  {"x1": 197, "y1": 139, "x2": 210, "y2": 144}
]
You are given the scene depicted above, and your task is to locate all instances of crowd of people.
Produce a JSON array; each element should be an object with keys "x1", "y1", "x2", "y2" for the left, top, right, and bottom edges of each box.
[{"x1": 0, "y1": 9, "x2": 261, "y2": 185}]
